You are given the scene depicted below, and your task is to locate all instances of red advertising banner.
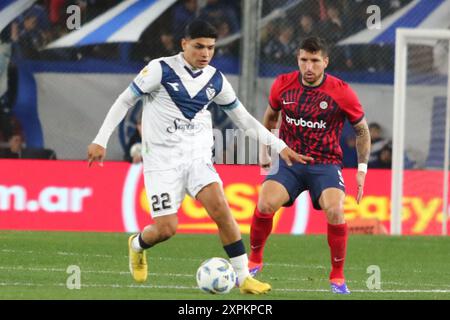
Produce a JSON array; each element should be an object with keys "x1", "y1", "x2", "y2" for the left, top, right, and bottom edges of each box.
[
  {"x1": 0, "y1": 160, "x2": 448, "y2": 235},
  {"x1": 0, "y1": 160, "x2": 296, "y2": 234},
  {"x1": 306, "y1": 169, "x2": 450, "y2": 235},
  {"x1": 0, "y1": 159, "x2": 126, "y2": 231}
]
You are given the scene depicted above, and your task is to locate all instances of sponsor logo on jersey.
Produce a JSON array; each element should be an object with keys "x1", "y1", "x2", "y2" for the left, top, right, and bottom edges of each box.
[
  {"x1": 285, "y1": 115, "x2": 326, "y2": 129},
  {"x1": 167, "y1": 82, "x2": 180, "y2": 92},
  {"x1": 166, "y1": 118, "x2": 202, "y2": 134},
  {"x1": 282, "y1": 99, "x2": 296, "y2": 105}
]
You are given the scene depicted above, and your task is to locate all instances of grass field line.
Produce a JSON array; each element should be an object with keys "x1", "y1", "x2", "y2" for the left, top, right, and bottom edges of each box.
[
  {"x1": 1, "y1": 265, "x2": 449, "y2": 289},
  {"x1": 272, "y1": 276, "x2": 450, "y2": 288},
  {"x1": 1, "y1": 281, "x2": 450, "y2": 294},
  {"x1": 275, "y1": 288, "x2": 450, "y2": 293},
  {"x1": 2, "y1": 249, "x2": 433, "y2": 275},
  {"x1": 0, "y1": 282, "x2": 195, "y2": 290},
  {"x1": 0, "y1": 249, "x2": 114, "y2": 258},
  {"x1": 0, "y1": 266, "x2": 192, "y2": 278},
  {"x1": 0, "y1": 249, "x2": 347, "y2": 271},
  {"x1": 0, "y1": 249, "x2": 450, "y2": 278}
]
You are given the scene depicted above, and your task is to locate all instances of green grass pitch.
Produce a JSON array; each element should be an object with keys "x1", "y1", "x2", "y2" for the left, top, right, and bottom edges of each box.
[{"x1": 0, "y1": 231, "x2": 449, "y2": 300}]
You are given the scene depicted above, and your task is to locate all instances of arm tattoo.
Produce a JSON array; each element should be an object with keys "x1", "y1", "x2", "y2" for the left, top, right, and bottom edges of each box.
[{"x1": 354, "y1": 122, "x2": 371, "y2": 164}]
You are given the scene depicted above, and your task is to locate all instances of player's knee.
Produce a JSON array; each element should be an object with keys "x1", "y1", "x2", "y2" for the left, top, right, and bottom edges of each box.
[
  {"x1": 325, "y1": 205, "x2": 345, "y2": 224},
  {"x1": 257, "y1": 200, "x2": 279, "y2": 215}
]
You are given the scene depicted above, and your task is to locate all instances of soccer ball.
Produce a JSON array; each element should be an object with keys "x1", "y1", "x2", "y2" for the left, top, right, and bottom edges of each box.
[
  {"x1": 196, "y1": 257, "x2": 236, "y2": 294},
  {"x1": 129, "y1": 142, "x2": 142, "y2": 157}
]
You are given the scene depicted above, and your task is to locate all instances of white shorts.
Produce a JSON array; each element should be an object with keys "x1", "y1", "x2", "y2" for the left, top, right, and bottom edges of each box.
[{"x1": 143, "y1": 158, "x2": 222, "y2": 218}]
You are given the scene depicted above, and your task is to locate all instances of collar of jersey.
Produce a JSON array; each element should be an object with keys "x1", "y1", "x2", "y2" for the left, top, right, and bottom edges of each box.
[
  {"x1": 299, "y1": 72, "x2": 327, "y2": 90},
  {"x1": 178, "y1": 53, "x2": 204, "y2": 78}
]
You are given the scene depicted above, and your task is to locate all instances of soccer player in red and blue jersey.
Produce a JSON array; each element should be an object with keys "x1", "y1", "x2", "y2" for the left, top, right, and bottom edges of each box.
[{"x1": 248, "y1": 37, "x2": 371, "y2": 294}]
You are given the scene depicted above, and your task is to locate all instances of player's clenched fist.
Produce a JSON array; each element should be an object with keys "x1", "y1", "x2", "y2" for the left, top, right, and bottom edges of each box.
[
  {"x1": 87, "y1": 143, "x2": 106, "y2": 167},
  {"x1": 280, "y1": 147, "x2": 313, "y2": 166}
]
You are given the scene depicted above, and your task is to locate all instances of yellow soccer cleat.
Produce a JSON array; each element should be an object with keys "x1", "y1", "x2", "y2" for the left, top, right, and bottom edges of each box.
[
  {"x1": 239, "y1": 276, "x2": 271, "y2": 294},
  {"x1": 128, "y1": 234, "x2": 148, "y2": 283}
]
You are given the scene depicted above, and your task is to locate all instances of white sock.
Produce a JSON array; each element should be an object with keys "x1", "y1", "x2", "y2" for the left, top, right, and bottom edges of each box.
[
  {"x1": 230, "y1": 254, "x2": 250, "y2": 285},
  {"x1": 131, "y1": 235, "x2": 143, "y2": 253}
]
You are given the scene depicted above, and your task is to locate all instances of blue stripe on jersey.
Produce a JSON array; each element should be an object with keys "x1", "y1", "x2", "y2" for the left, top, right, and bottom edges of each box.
[
  {"x1": 219, "y1": 99, "x2": 239, "y2": 110},
  {"x1": 130, "y1": 81, "x2": 144, "y2": 96},
  {"x1": 160, "y1": 61, "x2": 223, "y2": 120}
]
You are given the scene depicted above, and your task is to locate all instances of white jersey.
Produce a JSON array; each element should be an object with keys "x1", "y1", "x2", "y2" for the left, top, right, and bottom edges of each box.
[
  {"x1": 130, "y1": 53, "x2": 238, "y2": 171},
  {"x1": 92, "y1": 53, "x2": 286, "y2": 172}
]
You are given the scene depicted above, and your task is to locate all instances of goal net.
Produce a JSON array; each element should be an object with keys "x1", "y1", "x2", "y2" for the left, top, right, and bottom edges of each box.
[{"x1": 391, "y1": 28, "x2": 450, "y2": 235}]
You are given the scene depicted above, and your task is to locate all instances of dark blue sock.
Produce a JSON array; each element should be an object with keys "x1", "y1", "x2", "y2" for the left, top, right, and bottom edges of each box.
[
  {"x1": 138, "y1": 233, "x2": 152, "y2": 249},
  {"x1": 223, "y1": 239, "x2": 246, "y2": 258}
]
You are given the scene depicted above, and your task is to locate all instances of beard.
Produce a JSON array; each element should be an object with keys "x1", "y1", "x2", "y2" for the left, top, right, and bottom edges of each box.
[{"x1": 302, "y1": 71, "x2": 324, "y2": 86}]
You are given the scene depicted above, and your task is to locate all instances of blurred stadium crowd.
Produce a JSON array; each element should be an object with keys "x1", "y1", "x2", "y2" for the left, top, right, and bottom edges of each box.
[{"x1": 0, "y1": 0, "x2": 414, "y2": 164}]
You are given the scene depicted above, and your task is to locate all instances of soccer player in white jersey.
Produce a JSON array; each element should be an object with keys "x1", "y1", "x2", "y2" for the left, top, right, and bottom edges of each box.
[{"x1": 87, "y1": 20, "x2": 312, "y2": 294}]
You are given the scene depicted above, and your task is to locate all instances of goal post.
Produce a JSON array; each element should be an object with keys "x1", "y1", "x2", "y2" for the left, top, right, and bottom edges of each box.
[{"x1": 391, "y1": 28, "x2": 450, "y2": 235}]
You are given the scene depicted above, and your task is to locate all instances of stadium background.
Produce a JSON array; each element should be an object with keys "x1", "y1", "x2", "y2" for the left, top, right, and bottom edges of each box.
[{"x1": 1, "y1": 0, "x2": 449, "y2": 236}]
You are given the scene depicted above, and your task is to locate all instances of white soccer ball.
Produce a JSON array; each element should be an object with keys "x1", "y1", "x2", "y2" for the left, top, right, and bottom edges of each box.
[
  {"x1": 196, "y1": 257, "x2": 236, "y2": 294},
  {"x1": 129, "y1": 142, "x2": 142, "y2": 157}
]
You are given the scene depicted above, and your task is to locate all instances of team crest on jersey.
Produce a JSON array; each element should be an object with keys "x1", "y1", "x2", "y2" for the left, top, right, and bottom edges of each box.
[
  {"x1": 319, "y1": 101, "x2": 328, "y2": 110},
  {"x1": 206, "y1": 86, "x2": 216, "y2": 100}
]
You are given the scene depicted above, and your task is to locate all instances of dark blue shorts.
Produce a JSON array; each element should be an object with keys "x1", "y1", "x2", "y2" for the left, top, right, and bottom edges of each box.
[{"x1": 264, "y1": 158, "x2": 345, "y2": 210}]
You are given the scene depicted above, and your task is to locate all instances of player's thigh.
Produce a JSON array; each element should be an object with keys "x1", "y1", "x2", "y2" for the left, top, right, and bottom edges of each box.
[
  {"x1": 307, "y1": 164, "x2": 346, "y2": 211},
  {"x1": 262, "y1": 157, "x2": 305, "y2": 211},
  {"x1": 186, "y1": 158, "x2": 223, "y2": 200},
  {"x1": 187, "y1": 159, "x2": 230, "y2": 221},
  {"x1": 143, "y1": 169, "x2": 185, "y2": 218},
  {"x1": 258, "y1": 180, "x2": 291, "y2": 213}
]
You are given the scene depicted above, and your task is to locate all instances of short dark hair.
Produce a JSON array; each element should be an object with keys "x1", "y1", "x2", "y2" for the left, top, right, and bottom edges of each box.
[
  {"x1": 184, "y1": 20, "x2": 218, "y2": 39},
  {"x1": 369, "y1": 122, "x2": 382, "y2": 130},
  {"x1": 299, "y1": 37, "x2": 328, "y2": 56}
]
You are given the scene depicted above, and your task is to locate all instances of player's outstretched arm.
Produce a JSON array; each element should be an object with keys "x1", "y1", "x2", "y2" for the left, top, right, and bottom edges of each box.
[
  {"x1": 87, "y1": 87, "x2": 140, "y2": 167},
  {"x1": 259, "y1": 105, "x2": 281, "y2": 168},
  {"x1": 353, "y1": 118, "x2": 371, "y2": 203},
  {"x1": 224, "y1": 102, "x2": 313, "y2": 166}
]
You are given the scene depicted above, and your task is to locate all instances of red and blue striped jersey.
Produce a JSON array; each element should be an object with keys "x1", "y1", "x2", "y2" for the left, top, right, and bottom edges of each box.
[{"x1": 269, "y1": 71, "x2": 364, "y2": 164}]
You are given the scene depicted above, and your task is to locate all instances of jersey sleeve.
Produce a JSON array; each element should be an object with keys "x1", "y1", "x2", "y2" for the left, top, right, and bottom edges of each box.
[
  {"x1": 213, "y1": 73, "x2": 239, "y2": 110},
  {"x1": 337, "y1": 83, "x2": 365, "y2": 125},
  {"x1": 268, "y1": 76, "x2": 282, "y2": 111},
  {"x1": 130, "y1": 59, "x2": 162, "y2": 96}
]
